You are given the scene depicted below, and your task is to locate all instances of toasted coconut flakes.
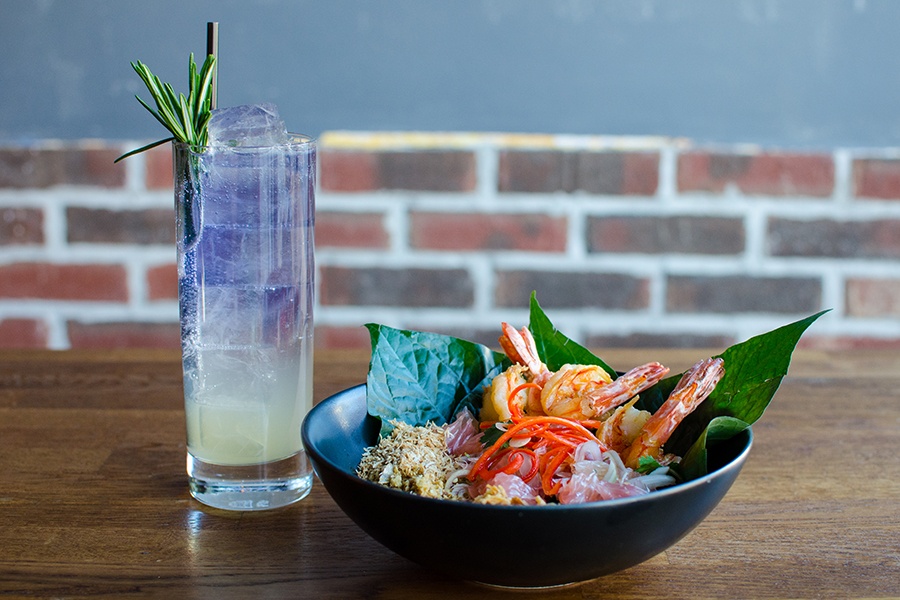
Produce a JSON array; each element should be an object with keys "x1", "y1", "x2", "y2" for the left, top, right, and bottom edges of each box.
[{"x1": 357, "y1": 420, "x2": 464, "y2": 500}]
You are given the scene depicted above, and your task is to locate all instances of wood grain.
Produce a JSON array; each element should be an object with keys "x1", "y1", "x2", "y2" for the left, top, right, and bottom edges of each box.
[{"x1": 0, "y1": 348, "x2": 898, "y2": 598}]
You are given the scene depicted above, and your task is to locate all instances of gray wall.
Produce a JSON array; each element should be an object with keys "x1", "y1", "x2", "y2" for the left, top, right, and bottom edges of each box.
[{"x1": 3, "y1": 0, "x2": 899, "y2": 148}]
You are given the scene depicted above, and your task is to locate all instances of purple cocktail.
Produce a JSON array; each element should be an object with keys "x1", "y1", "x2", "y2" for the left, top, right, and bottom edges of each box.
[{"x1": 175, "y1": 104, "x2": 316, "y2": 510}]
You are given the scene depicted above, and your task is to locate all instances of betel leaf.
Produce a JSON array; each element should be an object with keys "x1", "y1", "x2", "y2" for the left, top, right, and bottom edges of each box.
[
  {"x1": 527, "y1": 292, "x2": 616, "y2": 375},
  {"x1": 661, "y1": 309, "x2": 830, "y2": 458},
  {"x1": 365, "y1": 323, "x2": 507, "y2": 436},
  {"x1": 679, "y1": 416, "x2": 750, "y2": 481}
]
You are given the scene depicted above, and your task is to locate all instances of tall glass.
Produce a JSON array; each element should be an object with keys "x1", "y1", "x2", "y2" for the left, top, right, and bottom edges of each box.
[{"x1": 174, "y1": 135, "x2": 316, "y2": 511}]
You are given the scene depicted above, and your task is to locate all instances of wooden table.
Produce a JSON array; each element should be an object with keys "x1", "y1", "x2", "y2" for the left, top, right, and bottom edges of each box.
[{"x1": 1, "y1": 348, "x2": 898, "y2": 599}]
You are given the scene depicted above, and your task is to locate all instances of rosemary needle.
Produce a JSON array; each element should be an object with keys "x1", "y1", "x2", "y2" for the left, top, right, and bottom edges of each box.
[{"x1": 116, "y1": 53, "x2": 216, "y2": 162}]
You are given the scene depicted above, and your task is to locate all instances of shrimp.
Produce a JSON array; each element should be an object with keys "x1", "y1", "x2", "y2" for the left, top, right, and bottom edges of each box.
[
  {"x1": 577, "y1": 361, "x2": 669, "y2": 419},
  {"x1": 621, "y1": 357, "x2": 725, "y2": 469},
  {"x1": 481, "y1": 364, "x2": 541, "y2": 421},
  {"x1": 595, "y1": 396, "x2": 651, "y2": 453},
  {"x1": 497, "y1": 322, "x2": 669, "y2": 421},
  {"x1": 484, "y1": 322, "x2": 551, "y2": 419},
  {"x1": 541, "y1": 361, "x2": 667, "y2": 420},
  {"x1": 540, "y1": 364, "x2": 613, "y2": 419},
  {"x1": 541, "y1": 363, "x2": 669, "y2": 421},
  {"x1": 498, "y1": 322, "x2": 551, "y2": 388}
]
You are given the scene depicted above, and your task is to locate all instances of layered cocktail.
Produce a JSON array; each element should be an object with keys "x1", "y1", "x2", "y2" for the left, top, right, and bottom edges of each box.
[
  {"x1": 174, "y1": 104, "x2": 315, "y2": 510},
  {"x1": 120, "y1": 45, "x2": 316, "y2": 511}
]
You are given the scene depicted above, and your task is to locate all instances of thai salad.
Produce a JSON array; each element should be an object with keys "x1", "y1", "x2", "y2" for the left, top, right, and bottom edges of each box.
[{"x1": 358, "y1": 294, "x2": 824, "y2": 506}]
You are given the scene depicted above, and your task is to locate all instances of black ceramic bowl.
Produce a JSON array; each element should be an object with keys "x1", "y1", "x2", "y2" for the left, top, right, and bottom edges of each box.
[{"x1": 302, "y1": 384, "x2": 752, "y2": 588}]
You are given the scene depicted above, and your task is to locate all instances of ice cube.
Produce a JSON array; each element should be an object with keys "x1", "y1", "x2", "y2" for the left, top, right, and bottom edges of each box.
[{"x1": 207, "y1": 103, "x2": 289, "y2": 147}]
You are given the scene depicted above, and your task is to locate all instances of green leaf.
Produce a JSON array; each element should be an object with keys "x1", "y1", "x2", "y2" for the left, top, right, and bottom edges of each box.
[
  {"x1": 636, "y1": 455, "x2": 663, "y2": 474},
  {"x1": 664, "y1": 309, "x2": 830, "y2": 457},
  {"x1": 527, "y1": 292, "x2": 616, "y2": 376},
  {"x1": 479, "y1": 423, "x2": 506, "y2": 448},
  {"x1": 364, "y1": 324, "x2": 507, "y2": 437},
  {"x1": 679, "y1": 416, "x2": 750, "y2": 480}
]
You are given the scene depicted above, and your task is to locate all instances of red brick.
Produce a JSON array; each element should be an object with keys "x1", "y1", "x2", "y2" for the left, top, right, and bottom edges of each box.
[
  {"x1": 410, "y1": 212, "x2": 567, "y2": 252},
  {"x1": 67, "y1": 207, "x2": 175, "y2": 244},
  {"x1": 498, "y1": 151, "x2": 659, "y2": 195},
  {"x1": 845, "y1": 278, "x2": 900, "y2": 317},
  {"x1": 677, "y1": 151, "x2": 834, "y2": 196},
  {"x1": 0, "y1": 263, "x2": 128, "y2": 301},
  {"x1": 768, "y1": 218, "x2": 900, "y2": 259},
  {"x1": 320, "y1": 151, "x2": 379, "y2": 192},
  {"x1": 0, "y1": 318, "x2": 49, "y2": 348},
  {"x1": 588, "y1": 216, "x2": 744, "y2": 254},
  {"x1": 383, "y1": 151, "x2": 476, "y2": 192},
  {"x1": 494, "y1": 270, "x2": 650, "y2": 310},
  {"x1": 315, "y1": 325, "x2": 372, "y2": 350},
  {"x1": 0, "y1": 145, "x2": 125, "y2": 188},
  {"x1": 0, "y1": 207, "x2": 43, "y2": 245},
  {"x1": 852, "y1": 158, "x2": 900, "y2": 200},
  {"x1": 321, "y1": 150, "x2": 476, "y2": 192},
  {"x1": 147, "y1": 263, "x2": 178, "y2": 301},
  {"x1": 145, "y1": 143, "x2": 174, "y2": 190},
  {"x1": 616, "y1": 153, "x2": 660, "y2": 196},
  {"x1": 666, "y1": 275, "x2": 821, "y2": 314},
  {"x1": 316, "y1": 212, "x2": 389, "y2": 249},
  {"x1": 82, "y1": 147, "x2": 127, "y2": 188},
  {"x1": 67, "y1": 321, "x2": 180, "y2": 349},
  {"x1": 320, "y1": 266, "x2": 473, "y2": 308},
  {"x1": 498, "y1": 151, "x2": 561, "y2": 194}
]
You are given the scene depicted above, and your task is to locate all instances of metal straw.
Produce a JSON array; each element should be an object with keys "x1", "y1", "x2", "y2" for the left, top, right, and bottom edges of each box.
[{"x1": 206, "y1": 22, "x2": 219, "y2": 109}]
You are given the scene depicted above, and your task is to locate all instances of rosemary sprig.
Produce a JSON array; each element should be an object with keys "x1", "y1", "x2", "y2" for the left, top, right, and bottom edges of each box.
[{"x1": 115, "y1": 53, "x2": 216, "y2": 162}]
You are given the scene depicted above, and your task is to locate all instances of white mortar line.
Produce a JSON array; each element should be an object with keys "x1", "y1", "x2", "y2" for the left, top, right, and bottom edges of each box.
[
  {"x1": 566, "y1": 199, "x2": 587, "y2": 261},
  {"x1": 476, "y1": 143, "x2": 498, "y2": 199},
  {"x1": 820, "y1": 269, "x2": 845, "y2": 317},
  {"x1": 126, "y1": 260, "x2": 148, "y2": 310},
  {"x1": 832, "y1": 148, "x2": 851, "y2": 204},
  {"x1": 42, "y1": 196, "x2": 67, "y2": 255},
  {"x1": 125, "y1": 150, "x2": 146, "y2": 193},
  {"x1": 468, "y1": 254, "x2": 495, "y2": 315},
  {"x1": 743, "y1": 202, "x2": 767, "y2": 273},
  {"x1": 657, "y1": 144, "x2": 677, "y2": 203},
  {"x1": 47, "y1": 312, "x2": 69, "y2": 350}
]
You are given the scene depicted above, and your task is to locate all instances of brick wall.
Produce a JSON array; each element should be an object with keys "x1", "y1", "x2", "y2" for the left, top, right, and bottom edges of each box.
[{"x1": 2, "y1": 132, "x2": 900, "y2": 351}]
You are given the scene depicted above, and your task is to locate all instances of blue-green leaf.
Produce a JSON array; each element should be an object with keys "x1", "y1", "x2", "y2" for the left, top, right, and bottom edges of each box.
[{"x1": 365, "y1": 324, "x2": 507, "y2": 437}]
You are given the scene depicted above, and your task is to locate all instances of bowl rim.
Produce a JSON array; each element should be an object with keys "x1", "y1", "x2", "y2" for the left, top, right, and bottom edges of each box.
[{"x1": 304, "y1": 383, "x2": 754, "y2": 511}]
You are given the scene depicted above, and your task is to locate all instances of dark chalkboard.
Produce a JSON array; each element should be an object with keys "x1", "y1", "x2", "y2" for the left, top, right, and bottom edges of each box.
[{"x1": 2, "y1": 0, "x2": 898, "y2": 149}]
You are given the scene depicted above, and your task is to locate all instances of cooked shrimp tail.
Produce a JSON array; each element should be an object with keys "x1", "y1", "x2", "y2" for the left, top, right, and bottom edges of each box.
[
  {"x1": 622, "y1": 357, "x2": 725, "y2": 469},
  {"x1": 498, "y1": 322, "x2": 549, "y2": 386},
  {"x1": 580, "y1": 361, "x2": 669, "y2": 418}
]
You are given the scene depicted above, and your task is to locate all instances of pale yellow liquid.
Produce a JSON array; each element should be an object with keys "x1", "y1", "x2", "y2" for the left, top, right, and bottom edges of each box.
[{"x1": 184, "y1": 344, "x2": 312, "y2": 466}]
